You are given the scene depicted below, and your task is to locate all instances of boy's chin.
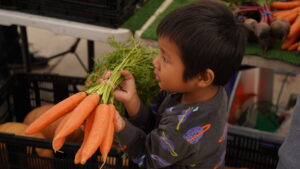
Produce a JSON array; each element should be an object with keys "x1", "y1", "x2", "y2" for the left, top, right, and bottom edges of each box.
[
  {"x1": 158, "y1": 83, "x2": 162, "y2": 88},
  {"x1": 158, "y1": 83, "x2": 178, "y2": 92},
  {"x1": 158, "y1": 83, "x2": 165, "y2": 90},
  {"x1": 159, "y1": 85, "x2": 173, "y2": 92}
]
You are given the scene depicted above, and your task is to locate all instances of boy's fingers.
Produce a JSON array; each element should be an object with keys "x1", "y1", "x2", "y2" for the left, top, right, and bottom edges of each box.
[
  {"x1": 103, "y1": 72, "x2": 112, "y2": 79},
  {"x1": 113, "y1": 90, "x2": 127, "y2": 102},
  {"x1": 120, "y1": 70, "x2": 134, "y2": 80},
  {"x1": 98, "y1": 72, "x2": 111, "y2": 83},
  {"x1": 114, "y1": 110, "x2": 125, "y2": 132}
]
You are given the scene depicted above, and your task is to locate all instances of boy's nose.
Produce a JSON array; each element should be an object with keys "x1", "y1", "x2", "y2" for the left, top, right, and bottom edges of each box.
[{"x1": 152, "y1": 56, "x2": 158, "y2": 68}]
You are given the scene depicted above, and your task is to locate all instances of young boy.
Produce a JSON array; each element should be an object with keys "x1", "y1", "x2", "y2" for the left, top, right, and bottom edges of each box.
[{"x1": 111, "y1": 0, "x2": 247, "y2": 168}]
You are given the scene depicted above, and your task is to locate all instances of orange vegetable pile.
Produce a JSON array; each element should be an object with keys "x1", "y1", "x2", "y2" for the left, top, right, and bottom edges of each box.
[{"x1": 271, "y1": 0, "x2": 300, "y2": 51}]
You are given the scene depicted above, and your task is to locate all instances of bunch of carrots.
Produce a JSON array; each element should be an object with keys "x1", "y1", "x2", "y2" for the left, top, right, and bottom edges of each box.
[
  {"x1": 25, "y1": 92, "x2": 115, "y2": 166},
  {"x1": 25, "y1": 80, "x2": 116, "y2": 166},
  {"x1": 271, "y1": 0, "x2": 300, "y2": 51},
  {"x1": 25, "y1": 39, "x2": 150, "y2": 166}
]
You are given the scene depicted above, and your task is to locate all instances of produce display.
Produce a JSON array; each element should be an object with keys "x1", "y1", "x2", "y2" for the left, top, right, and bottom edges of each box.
[
  {"x1": 234, "y1": 0, "x2": 291, "y2": 51},
  {"x1": 232, "y1": 0, "x2": 300, "y2": 53},
  {"x1": 140, "y1": 0, "x2": 299, "y2": 67},
  {"x1": 0, "y1": 122, "x2": 53, "y2": 158},
  {"x1": 25, "y1": 38, "x2": 159, "y2": 166},
  {"x1": 271, "y1": 0, "x2": 300, "y2": 51},
  {"x1": 0, "y1": 122, "x2": 54, "y2": 169}
]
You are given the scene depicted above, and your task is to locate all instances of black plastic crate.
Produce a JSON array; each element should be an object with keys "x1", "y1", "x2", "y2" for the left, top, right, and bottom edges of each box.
[
  {"x1": 0, "y1": 73, "x2": 138, "y2": 169},
  {"x1": 0, "y1": 73, "x2": 283, "y2": 169},
  {"x1": 0, "y1": 0, "x2": 17, "y2": 9},
  {"x1": 0, "y1": 0, "x2": 143, "y2": 28},
  {"x1": 226, "y1": 124, "x2": 283, "y2": 169},
  {"x1": 0, "y1": 78, "x2": 13, "y2": 124}
]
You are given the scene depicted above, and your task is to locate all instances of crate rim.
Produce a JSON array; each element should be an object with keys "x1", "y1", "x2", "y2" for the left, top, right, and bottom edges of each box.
[{"x1": 228, "y1": 124, "x2": 284, "y2": 144}]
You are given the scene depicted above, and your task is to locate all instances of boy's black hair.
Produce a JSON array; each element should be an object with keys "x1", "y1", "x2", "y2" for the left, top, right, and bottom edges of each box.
[{"x1": 156, "y1": 0, "x2": 247, "y2": 86}]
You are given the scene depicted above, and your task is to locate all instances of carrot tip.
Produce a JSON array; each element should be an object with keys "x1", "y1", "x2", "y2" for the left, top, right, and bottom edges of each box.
[
  {"x1": 53, "y1": 146, "x2": 60, "y2": 152},
  {"x1": 54, "y1": 149, "x2": 64, "y2": 154},
  {"x1": 99, "y1": 160, "x2": 106, "y2": 169},
  {"x1": 81, "y1": 159, "x2": 87, "y2": 165},
  {"x1": 24, "y1": 129, "x2": 32, "y2": 135}
]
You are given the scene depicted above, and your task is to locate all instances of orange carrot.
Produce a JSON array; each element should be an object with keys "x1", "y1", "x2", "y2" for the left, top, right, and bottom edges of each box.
[
  {"x1": 80, "y1": 104, "x2": 111, "y2": 164},
  {"x1": 52, "y1": 112, "x2": 73, "y2": 152},
  {"x1": 273, "y1": 10, "x2": 289, "y2": 18},
  {"x1": 287, "y1": 14, "x2": 300, "y2": 38},
  {"x1": 283, "y1": 11, "x2": 299, "y2": 23},
  {"x1": 99, "y1": 104, "x2": 116, "y2": 162},
  {"x1": 53, "y1": 93, "x2": 99, "y2": 142},
  {"x1": 74, "y1": 110, "x2": 95, "y2": 164},
  {"x1": 26, "y1": 92, "x2": 87, "y2": 135},
  {"x1": 271, "y1": 1, "x2": 300, "y2": 10},
  {"x1": 281, "y1": 35, "x2": 298, "y2": 50},
  {"x1": 275, "y1": 7, "x2": 300, "y2": 23},
  {"x1": 288, "y1": 42, "x2": 300, "y2": 51}
]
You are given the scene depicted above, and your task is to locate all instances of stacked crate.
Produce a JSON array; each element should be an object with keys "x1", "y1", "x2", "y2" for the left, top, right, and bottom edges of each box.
[{"x1": 0, "y1": 0, "x2": 145, "y2": 28}]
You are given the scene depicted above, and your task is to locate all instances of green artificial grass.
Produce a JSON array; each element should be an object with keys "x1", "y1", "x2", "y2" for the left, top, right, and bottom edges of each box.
[
  {"x1": 141, "y1": 0, "x2": 196, "y2": 40},
  {"x1": 121, "y1": 0, "x2": 164, "y2": 31},
  {"x1": 246, "y1": 43, "x2": 300, "y2": 66}
]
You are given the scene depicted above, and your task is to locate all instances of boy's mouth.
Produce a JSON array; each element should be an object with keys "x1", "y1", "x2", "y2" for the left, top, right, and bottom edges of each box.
[
  {"x1": 155, "y1": 74, "x2": 160, "y2": 81},
  {"x1": 154, "y1": 71, "x2": 160, "y2": 81},
  {"x1": 155, "y1": 76, "x2": 160, "y2": 81}
]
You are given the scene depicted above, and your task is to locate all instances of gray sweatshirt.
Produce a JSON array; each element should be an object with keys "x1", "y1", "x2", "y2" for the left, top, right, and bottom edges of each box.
[
  {"x1": 277, "y1": 94, "x2": 300, "y2": 169},
  {"x1": 116, "y1": 87, "x2": 228, "y2": 169}
]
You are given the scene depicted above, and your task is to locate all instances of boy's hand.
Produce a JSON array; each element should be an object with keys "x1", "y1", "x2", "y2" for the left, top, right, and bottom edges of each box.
[
  {"x1": 114, "y1": 110, "x2": 125, "y2": 132},
  {"x1": 114, "y1": 70, "x2": 137, "y2": 102},
  {"x1": 114, "y1": 70, "x2": 140, "y2": 117},
  {"x1": 100, "y1": 70, "x2": 140, "y2": 117}
]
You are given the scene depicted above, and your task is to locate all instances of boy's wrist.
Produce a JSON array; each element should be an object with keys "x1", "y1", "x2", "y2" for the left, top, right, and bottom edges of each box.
[
  {"x1": 124, "y1": 94, "x2": 141, "y2": 117},
  {"x1": 115, "y1": 112, "x2": 125, "y2": 132}
]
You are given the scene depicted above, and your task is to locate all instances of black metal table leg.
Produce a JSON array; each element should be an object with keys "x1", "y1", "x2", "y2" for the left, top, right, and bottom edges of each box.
[
  {"x1": 19, "y1": 26, "x2": 31, "y2": 72},
  {"x1": 18, "y1": 27, "x2": 94, "y2": 73},
  {"x1": 87, "y1": 40, "x2": 94, "y2": 73}
]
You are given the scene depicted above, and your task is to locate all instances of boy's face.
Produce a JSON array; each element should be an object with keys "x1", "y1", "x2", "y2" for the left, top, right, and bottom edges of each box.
[{"x1": 153, "y1": 36, "x2": 197, "y2": 92}]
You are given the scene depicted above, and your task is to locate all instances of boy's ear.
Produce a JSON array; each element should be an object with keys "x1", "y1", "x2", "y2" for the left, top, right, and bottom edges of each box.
[{"x1": 197, "y1": 69, "x2": 215, "y2": 87}]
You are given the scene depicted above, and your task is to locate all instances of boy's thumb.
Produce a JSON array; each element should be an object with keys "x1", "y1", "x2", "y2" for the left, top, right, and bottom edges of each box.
[
  {"x1": 120, "y1": 70, "x2": 134, "y2": 80},
  {"x1": 113, "y1": 90, "x2": 128, "y2": 103}
]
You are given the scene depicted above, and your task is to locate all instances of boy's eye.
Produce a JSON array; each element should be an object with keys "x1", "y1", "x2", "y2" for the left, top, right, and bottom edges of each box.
[{"x1": 162, "y1": 55, "x2": 168, "y2": 62}]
